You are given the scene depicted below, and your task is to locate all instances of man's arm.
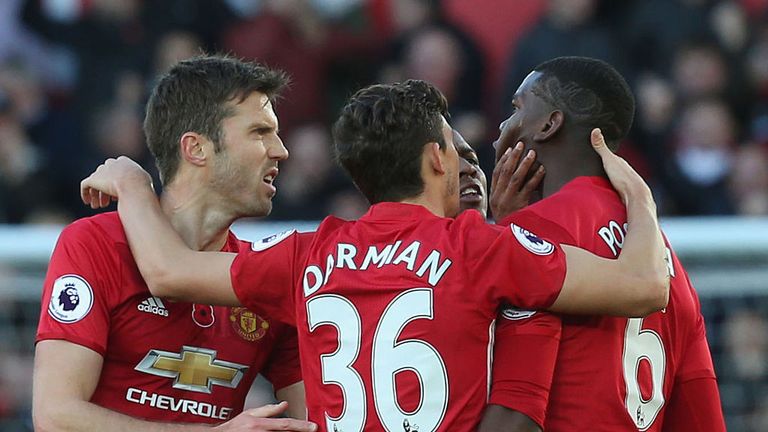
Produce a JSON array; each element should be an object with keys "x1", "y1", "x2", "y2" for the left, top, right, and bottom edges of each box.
[
  {"x1": 33, "y1": 340, "x2": 316, "y2": 432},
  {"x1": 478, "y1": 311, "x2": 560, "y2": 432},
  {"x1": 478, "y1": 406, "x2": 541, "y2": 432},
  {"x1": 548, "y1": 129, "x2": 669, "y2": 317},
  {"x1": 80, "y1": 158, "x2": 239, "y2": 305},
  {"x1": 276, "y1": 382, "x2": 307, "y2": 420}
]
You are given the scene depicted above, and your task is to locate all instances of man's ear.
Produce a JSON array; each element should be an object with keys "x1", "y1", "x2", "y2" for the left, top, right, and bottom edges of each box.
[
  {"x1": 533, "y1": 110, "x2": 564, "y2": 143},
  {"x1": 179, "y1": 132, "x2": 210, "y2": 167},
  {"x1": 426, "y1": 142, "x2": 447, "y2": 175}
]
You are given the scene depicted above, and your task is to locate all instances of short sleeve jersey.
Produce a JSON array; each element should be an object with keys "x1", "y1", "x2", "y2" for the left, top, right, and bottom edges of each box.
[
  {"x1": 36, "y1": 212, "x2": 301, "y2": 423},
  {"x1": 493, "y1": 177, "x2": 718, "y2": 431},
  {"x1": 231, "y1": 202, "x2": 568, "y2": 431}
]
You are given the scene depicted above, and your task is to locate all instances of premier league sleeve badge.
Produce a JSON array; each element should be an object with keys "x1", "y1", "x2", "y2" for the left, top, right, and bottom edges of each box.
[{"x1": 48, "y1": 274, "x2": 94, "y2": 323}]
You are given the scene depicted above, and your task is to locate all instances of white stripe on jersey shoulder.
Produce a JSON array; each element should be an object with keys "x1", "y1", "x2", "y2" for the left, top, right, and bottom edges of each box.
[
  {"x1": 251, "y1": 229, "x2": 297, "y2": 252},
  {"x1": 500, "y1": 307, "x2": 537, "y2": 320}
]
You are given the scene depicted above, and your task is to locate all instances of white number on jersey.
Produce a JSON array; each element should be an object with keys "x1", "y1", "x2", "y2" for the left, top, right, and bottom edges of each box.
[
  {"x1": 306, "y1": 288, "x2": 449, "y2": 432},
  {"x1": 622, "y1": 317, "x2": 666, "y2": 430}
]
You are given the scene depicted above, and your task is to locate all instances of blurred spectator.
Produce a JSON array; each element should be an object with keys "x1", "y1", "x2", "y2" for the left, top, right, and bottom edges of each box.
[
  {"x1": 271, "y1": 123, "x2": 361, "y2": 220},
  {"x1": 746, "y1": 22, "x2": 768, "y2": 145},
  {"x1": 22, "y1": 0, "x2": 150, "y2": 120},
  {"x1": 0, "y1": 84, "x2": 53, "y2": 223},
  {"x1": 630, "y1": 73, "x2": 678, "y2": 179},
  {"x1": 752, "y1": 393, "x2": 768, "y2": 431},
  {"x1": 711, "y1": 1, "x2": 751, "y2": 54},
  {"x1": 151, "y1": 31, "x2": 203, "y2": 77},
  {"x1": 2, "y1": 1, "x2": 768, "y2": 221},
  {"x1": 725, "y1": 308, "x2": 768, "y2": 380},
  {"x1": 0, "y1": 0, "x2": 72, "y2": 88},
  {"x1": 272, "y1": 123, "x2": 335, "y2": 219},
  {"x1": 673, "y1": 41, "x2": 731, "y2": 100},
  {"x1": 223, "y1": 0, "x2": 381, "y2": 132},
  {"x1": 730, "y1": 144, "x2": 768, "y2": 215},
  {"x1": 622, "y1": 0, "x2": 713, "y2": 75},
  {"x1": 89, "y1": 102, "x2": 145, "y2": 161},
  {"x1": 502, "y1": 0, "x2": 624, "y2": 116},
  {"x1": 721, "y1": 308, "x2": 768, "y2": 430},
  {"x1": 672, "y1": 39, "x2": 753, "y2": 126},
  {"x1": 381, "y1": 24, "x2": 487, "y2": 144},
  {"x1": 442, "y1": 0, "x2": 547, "y2": 100},
  {"x1": 665, "y1": 98, "x2": 737, "y2": 215}
]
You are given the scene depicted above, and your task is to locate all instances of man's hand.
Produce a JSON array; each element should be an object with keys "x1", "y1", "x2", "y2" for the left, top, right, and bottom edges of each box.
[
  {"x1": 490, "y1": 142, "x2": 545, "y2": 220},
  {"x1": 80, "y1": 156, "x2": 153, "y2": 209},
  {"x1": 590, "y1": 128, "x2": 653, "y2": 206},
  {"x1": 213, "y1": 402, "x2": 317, "y2": 431}
]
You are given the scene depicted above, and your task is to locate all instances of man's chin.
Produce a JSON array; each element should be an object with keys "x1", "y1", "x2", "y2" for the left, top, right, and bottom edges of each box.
[{"x1": 241, "y1": 200, "x2": 272, "y2": 219}]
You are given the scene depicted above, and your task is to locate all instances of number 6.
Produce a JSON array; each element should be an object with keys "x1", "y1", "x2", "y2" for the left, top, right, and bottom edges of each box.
[{"x1": 622, "y1": 317, "x2": 666, "y2": 430}]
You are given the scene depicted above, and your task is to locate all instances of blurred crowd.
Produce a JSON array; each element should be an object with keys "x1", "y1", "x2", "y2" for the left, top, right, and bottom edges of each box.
[
  {"x1": 1, "y1": 2, "x2": 768, "y2": 430},
  {"x1": 1, "y1": 0, "x2": 768, "y2": 223},
  {"x1": 703, "y1": 295, "x2": 768, "y2": 430}
]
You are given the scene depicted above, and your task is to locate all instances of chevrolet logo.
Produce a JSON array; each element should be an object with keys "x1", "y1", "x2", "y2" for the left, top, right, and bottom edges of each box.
[{"x1": 135, "y1": 346, "x2": 248, "y2": 394}]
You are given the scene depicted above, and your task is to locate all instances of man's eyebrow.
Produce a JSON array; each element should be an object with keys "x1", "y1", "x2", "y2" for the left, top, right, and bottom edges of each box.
[{"x1": 248, "y1": 122, "x2": 276, "y2": 130}]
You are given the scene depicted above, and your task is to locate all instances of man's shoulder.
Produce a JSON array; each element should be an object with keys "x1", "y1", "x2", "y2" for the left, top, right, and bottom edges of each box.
[
  {"x1": 454, "y1": 209, "x2": 501, "y2": 231},
  {"x1": 60, "y1": 212, "x2": 126, "y2": 247},
  {"x1": 523, "y1": 178, "x2": 624, "y2": 231}
]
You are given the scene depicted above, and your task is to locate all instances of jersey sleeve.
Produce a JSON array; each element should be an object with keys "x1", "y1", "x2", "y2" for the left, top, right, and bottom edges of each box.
[
  {"x1": 230, "y1": 230, "x2": 312, "y2": 325},
  {"x1": 465, "y1": 215, "x2": 568, "y2": 310},
  {"x1": 489, "y1": 309, "x2": 562, "y2": 428},
  {"x1": 36, "y1": 221, "x2": 116, "y2": 356},
  {"x1": 677, "y1": 273, "x2": 717, "y2": 383},
  {"x1": 661, "y1": 377, "x2": 726, "y2": 432},
  {"x1": 261, "y1": 324, "x2": 302, "y2": 391},
  {"x1": 499, "y1": 208, "x2": 578, "y2": 246}
]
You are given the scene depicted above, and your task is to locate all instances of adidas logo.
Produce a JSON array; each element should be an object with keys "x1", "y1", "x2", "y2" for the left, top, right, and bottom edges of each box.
[{"x1": 138, "y1": 297, "x2": 169, "y2": 317}]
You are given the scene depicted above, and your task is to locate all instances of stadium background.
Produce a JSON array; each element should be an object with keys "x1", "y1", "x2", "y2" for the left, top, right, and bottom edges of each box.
[{"x1": 0, "y1": 0, "x2": 767, "y2": 430}]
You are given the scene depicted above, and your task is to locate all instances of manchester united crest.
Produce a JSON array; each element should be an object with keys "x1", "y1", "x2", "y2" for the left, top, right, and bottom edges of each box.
[{"x1": 229, "y1": 308, "x2": 269, "y2": 341}]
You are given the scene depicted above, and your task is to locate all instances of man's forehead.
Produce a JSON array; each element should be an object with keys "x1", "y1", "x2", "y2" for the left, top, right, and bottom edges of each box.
[
  {"x1": 452, "y1": 130, "x2": 472, "y2": 153},
  {"x1": 232, "y1": 92, "x2": 278, "y2": 123},
  {"x1": 230, "y1": 91, "x2": 272, "y2": 111},
  {"x1": 515, "y1": 70, "x2": 543, "y2": 100}
]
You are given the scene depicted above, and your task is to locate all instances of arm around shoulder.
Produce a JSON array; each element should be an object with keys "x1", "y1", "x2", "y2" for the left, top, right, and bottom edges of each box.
[
  {"x1": 547, "y1": 130, "x2": 669, "y2": 317},
  {"x1": 549, "y1": 243, "x2": 669, "y2": 317}
]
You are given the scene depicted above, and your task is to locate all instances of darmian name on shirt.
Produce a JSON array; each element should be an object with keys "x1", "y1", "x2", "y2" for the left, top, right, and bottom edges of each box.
[{"x1": 302, "y1": 241, "x2": 452, "y2": 298}]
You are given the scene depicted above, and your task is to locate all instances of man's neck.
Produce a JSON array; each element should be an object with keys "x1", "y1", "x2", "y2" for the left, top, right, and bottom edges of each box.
[
  {"x1": 540, "y1": 136, "x2": 605, "y2": 198},
  {"x1": 400, "y1": 192, "x2": 450, "y2": 218},
  {"x1": 159, "y1": 182, "x2": 235, "y2": 252}
]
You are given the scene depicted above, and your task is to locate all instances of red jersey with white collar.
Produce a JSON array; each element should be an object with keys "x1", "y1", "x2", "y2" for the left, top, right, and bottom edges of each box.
[{"x1": 37, "y1": 212, "x2": 301, "y2": 423}]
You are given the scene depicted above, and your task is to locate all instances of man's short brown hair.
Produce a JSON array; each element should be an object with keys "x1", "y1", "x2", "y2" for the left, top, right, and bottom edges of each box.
[{"x1": 144, "y1": 54, "x2": 288, "y2": 184}]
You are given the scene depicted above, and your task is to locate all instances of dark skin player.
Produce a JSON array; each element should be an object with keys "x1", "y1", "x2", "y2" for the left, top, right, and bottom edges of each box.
[
  {"x1": 455, "y1": 128, "x2": 543, "y2": 431},
  {"x1": 456, "y1": 129, "x2": 544, "y2": 218}
]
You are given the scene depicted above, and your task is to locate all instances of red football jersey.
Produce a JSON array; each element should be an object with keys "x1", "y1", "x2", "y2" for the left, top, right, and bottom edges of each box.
[
  {"x1": 493, "y1": 177, "x2": 721, "y2": 431},
  {"x1": 37, "y1": 212, "x2": 301, "y2": 423},
  {"x1": 231, "y1": 202, "x2": 568, "y2": 431}
]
